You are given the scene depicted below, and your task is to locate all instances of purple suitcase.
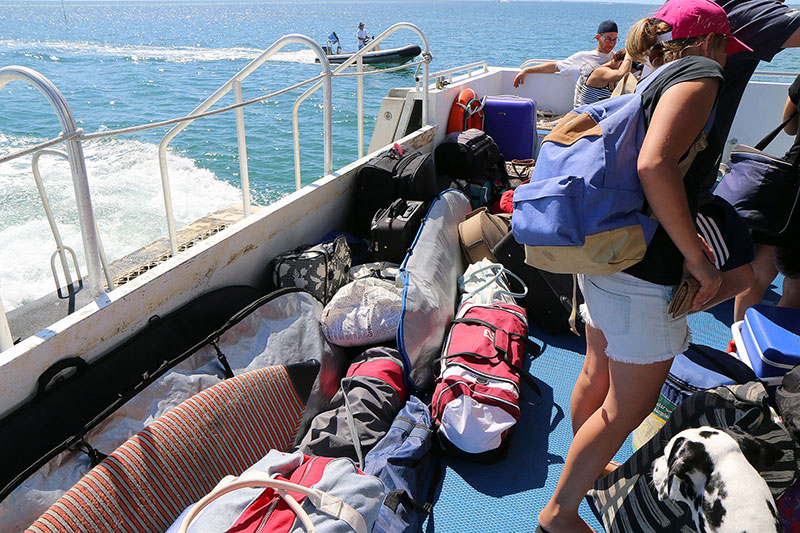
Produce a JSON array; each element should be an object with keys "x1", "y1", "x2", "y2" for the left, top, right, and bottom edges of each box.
[{"x1": 483, "y1": 95, "x2": 538, "y2": 161}]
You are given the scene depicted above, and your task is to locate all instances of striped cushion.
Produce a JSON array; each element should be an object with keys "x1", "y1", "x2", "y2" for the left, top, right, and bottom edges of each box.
[{"x1": 28, "y1": 366, "x2": 306, "y2": 533}]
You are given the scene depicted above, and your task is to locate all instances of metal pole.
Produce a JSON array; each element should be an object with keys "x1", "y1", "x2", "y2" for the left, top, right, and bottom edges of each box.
[{"x1": 233, "y1": 80, "x2": 252, "y2": 217}]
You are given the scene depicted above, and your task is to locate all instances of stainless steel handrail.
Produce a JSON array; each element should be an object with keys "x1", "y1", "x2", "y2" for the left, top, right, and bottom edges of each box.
[
  {"x1": 0, "y1": 66, "x2": 106, "y2": 302},
  {"x1": 158, "y1": 34, "x2": 334, "y2": 255},
  {"x1": 423, "y1": 61, "x2": 489, "y2": 90},
  {"x1": 31, "y1": 150, "x2": 114, "y2": 292},
  {"x1": 291, "y1": 22, "x2": 430, "y2": 185}
]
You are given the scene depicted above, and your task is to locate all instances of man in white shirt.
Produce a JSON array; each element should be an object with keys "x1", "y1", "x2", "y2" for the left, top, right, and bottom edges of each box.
[
  {"x1": 357, "y1": 22, "x2": 369, "y2": 49},
  {"x1": 513, "y1": 20, "x2": 618, "y2": 88}
]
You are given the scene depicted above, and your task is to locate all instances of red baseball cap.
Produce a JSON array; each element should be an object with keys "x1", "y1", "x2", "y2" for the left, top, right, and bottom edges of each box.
[{"x1": 653, "y1": 0, "x2": 752, "y2": 56}]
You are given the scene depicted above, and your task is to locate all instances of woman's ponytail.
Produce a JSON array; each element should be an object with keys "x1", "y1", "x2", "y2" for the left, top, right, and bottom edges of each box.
[{"x1": 626, "y1": 18, "x2": 671, "y2": 67}]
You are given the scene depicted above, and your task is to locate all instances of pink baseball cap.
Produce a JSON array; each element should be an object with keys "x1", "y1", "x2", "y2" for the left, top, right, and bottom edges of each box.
[{"x1": 653, "y1": 0, "x2": 752, "y2": 56}]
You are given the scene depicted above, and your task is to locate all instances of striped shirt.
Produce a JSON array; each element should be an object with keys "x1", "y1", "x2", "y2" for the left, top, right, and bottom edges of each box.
[{"x1": 574, "y1": 64, "x2": 612, "y2": 108}]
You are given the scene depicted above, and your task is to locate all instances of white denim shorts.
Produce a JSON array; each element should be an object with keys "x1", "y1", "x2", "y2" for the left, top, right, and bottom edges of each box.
[{"x1": 577, "y1": 272, "x2": 689, "y2": 364}]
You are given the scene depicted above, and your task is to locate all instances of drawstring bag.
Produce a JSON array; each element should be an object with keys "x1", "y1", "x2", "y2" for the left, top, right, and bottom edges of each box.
[{"x1": 457, "y1": 258, "x2": 527, "y2": 307}]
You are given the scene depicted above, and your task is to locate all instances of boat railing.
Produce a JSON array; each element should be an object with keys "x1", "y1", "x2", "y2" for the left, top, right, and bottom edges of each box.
[
  {"x1": 291, "y1": 21, "x2": 431, "y2": 181},
  {"x1": 0, "y1": 28, "x2": 432, "y2": 351},
  {"x1": 423, "y1": 62, "x2": 489, "y2": 90},
  {"x1": 31, "y1": 149, "x2": 115, "y2": 299},
  {"x1": 0, "y1": 66, "x2": 106, "y2": 354}
]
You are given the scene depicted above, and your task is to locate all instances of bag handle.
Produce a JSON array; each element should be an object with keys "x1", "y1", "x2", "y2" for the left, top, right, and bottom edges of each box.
[
  {"x1": 460, "y1": 263, "x2": 528, "y2": 301},
  {"x1": 754, "y1": 110, "x2": 798, "y2": 153},
  {"x1": 179, "y1": 469, "x2": 369, "y2": 533}
]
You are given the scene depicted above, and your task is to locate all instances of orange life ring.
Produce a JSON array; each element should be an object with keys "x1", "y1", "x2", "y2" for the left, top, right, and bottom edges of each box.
[{"x1": 446, "y1": 88, "x2": 485, "y2": 134}]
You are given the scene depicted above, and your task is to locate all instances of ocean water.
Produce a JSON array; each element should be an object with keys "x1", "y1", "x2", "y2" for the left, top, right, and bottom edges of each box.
[{"x1": 1, "y1": 0, "x2": 799, "y2": 310}]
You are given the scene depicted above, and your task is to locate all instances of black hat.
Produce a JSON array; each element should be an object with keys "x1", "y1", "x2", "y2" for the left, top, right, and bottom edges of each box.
[{"x1": 597, "y1": 20, "x2": 618, "y2": 34}]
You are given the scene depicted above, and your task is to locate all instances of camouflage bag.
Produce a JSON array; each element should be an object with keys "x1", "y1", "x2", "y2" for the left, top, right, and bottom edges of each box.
[{"x1": 272, "y1": 235, "x2": 351, "y2": 304}]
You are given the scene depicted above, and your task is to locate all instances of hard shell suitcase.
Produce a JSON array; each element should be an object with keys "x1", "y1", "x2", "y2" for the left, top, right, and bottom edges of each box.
[
  {"x1": 354, "y1": 146, "x2": 437, "y2": 236},
  {"x1": 483, "y1": 95, "x2": 538, "y2": 161},
  {"x1": 491, "y1": 231, "x2": 584, "y2": 335},
  {"x1": 370, "y1": 198, "x2": 427, "y2": 263}
]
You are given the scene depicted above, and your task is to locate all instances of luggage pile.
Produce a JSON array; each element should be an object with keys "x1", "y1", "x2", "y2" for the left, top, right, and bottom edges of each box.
[{"x1": 17, "y1": 85, "x2": 665, "y2": 531}]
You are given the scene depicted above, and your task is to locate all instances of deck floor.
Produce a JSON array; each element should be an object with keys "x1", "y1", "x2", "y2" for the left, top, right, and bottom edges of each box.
[{"x1": 428, "y1": 279, "x2": 783, "y2": 532}]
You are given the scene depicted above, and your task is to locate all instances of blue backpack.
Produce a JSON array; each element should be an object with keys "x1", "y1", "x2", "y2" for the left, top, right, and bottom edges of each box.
[
  {"x1": 363, "y1": 396, "x2": 440, "y2": 533},
  {"x1": 512, "y1": 60, "x2": 708, "y2": 275}
]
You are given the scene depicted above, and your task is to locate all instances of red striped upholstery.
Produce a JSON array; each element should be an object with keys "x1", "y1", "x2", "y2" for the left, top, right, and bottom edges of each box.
[{"x1": 28, "y1": 366, "x2": 306, "y2": 533}]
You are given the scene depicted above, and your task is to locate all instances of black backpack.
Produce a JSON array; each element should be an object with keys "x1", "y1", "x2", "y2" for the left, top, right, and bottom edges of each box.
[
  {"x1": 434, "y1": 129, "x2": 509, "y2": 207},
  {"x1": 776, "y1": 364, "x2": 800, "y2": 445}
]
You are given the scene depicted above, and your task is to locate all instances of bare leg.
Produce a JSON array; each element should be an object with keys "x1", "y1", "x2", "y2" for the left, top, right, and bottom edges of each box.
[
  {"x1": 570, "y1": 324, "x2": 609, "y2": 435},
  {"x1": 734, "y1": 244, "x2": 777, "y2": 322},
  {"x1": 537, "y1": 356, "x2": 674, "y2": 533}
]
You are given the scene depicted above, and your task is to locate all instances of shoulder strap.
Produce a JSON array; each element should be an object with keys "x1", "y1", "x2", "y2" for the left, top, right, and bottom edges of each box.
[{"x1": 754, "y1": 110, "x2": 799, "y2": 152}]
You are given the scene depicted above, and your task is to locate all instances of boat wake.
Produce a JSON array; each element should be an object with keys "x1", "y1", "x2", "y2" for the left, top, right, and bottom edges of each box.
[
  {"x1": 0, "y1": 39, "x2": 321, "y2": 64},
  {"x1": 0, "y1": 134, "x2": 240, "y2": 311}
]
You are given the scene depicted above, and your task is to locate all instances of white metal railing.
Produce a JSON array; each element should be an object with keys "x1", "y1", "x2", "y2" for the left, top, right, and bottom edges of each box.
[
  {"x1": 158, "y1": 34, "x2": 333, "y2": 256},
  {"x1": 0, "y1": 28, "x2": 432, "y2": 349},
  {"x1": 31, "y1": 150, "x2": 114, "y2": 294},
  {"x1": 423, "y1": 61, "x2": 489, "y2": 90},
  {"x1": 0, "y1": 67, "x2": 106, "y2": 305},
  {"x1": 291, "y1": 22, "x2": 431, "y2": 183}
]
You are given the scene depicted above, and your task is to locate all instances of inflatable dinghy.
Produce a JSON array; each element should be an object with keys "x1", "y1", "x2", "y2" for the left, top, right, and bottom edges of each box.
[{"x1": 317, "y1": 44, "x2": 421, "y2": 65}]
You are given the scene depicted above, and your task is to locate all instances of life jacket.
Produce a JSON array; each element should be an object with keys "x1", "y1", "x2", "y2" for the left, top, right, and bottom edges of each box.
[
  {"x1": 446, "y1": 88, "x2": 485, "y2": 134},
  {"x1": 511, "y1": 59, "x2": 712, "y2": 275}
]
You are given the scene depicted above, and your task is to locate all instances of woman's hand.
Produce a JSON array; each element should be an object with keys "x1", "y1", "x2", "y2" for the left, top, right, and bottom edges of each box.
[{"x1": 684, "y1": 251, "x2": 722, "y2": 311}]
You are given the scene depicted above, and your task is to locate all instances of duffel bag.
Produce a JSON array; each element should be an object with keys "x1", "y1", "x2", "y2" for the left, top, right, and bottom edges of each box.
[
  {"x1": 363, "y1": 396, "x2": 440, "y2": 533},
  {"x1": 169, "y1": 450, "x2": 385, "y2": 533},
  {"x1": 432, "y1": 301, "x2": 541, "y2": 462},
  {"x1": 271, "y1": 234, "x2": 351, "y2": 304},
  {"x1": 295, "y1": 347, "x2": 408, "y2": 466},
  {"x1": 714, "y1": 112, "x2": 800, "y2": 245},
  {"x1": 354, "y1": 144, "x2": 438, "y2": 236}
]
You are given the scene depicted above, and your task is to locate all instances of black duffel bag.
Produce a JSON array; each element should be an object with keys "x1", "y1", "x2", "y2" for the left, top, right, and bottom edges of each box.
[
  {"x1": 353, "y1": 145, "x2": 438, "y2": 237},
  {"x1": 714, "y1": 111, "x2": 800, "y2": 246}
]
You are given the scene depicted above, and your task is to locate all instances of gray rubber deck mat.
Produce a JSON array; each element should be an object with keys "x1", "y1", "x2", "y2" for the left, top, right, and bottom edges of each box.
[{"x1": 425, "y1": 277, "x2": 784, "y2": 532}]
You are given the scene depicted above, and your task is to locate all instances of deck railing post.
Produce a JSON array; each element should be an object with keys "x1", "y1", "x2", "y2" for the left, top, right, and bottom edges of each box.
[{"x1": 233, "y1": 80, "x2": 252, "y2": 217}]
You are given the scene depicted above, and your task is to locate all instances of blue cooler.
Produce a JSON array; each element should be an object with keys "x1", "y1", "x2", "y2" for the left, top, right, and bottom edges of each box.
[
  {"x1": 740, "y1": 304, "x2": 800, "y2": 377},
  {"x1": 483, "y1": 95, "x2": 538, "y2": 161}
]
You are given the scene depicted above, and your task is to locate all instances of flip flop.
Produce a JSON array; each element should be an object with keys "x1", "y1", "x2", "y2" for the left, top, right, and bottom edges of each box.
[{"x1": 535, "y1": 527, "x2": 550, "y2": 533}]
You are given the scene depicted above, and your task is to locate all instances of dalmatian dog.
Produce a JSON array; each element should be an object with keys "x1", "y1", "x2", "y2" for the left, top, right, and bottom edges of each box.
[{"x1": 651, "y1": 427, "x2": 782, "y2": 533}]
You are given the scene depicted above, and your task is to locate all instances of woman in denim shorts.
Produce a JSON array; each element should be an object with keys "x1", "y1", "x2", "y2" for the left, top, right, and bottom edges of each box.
[{"x1": 536, "y1": 2, "x2": 752, "y2": 532}]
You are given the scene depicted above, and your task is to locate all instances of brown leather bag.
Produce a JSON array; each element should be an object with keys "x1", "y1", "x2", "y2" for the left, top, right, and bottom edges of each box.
[{"x1": 458, "y1": 207, "x2": 511, "y2": 264}]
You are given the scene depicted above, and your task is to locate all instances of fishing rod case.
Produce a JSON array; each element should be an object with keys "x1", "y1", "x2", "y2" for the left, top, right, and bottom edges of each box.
[{"x1": 0, "y1": 286, "x2": 347, "y2": 531}]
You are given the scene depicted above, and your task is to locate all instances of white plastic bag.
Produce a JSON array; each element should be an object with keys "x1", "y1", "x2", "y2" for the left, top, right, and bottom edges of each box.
[{"x1": 320, "y1": 277, "x2": 403, "y2": 347}]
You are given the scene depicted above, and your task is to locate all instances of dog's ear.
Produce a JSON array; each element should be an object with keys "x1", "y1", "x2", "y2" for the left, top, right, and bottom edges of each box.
[
  {"x1": 666, "y1": 437, "x2": 712, "y2": 502},
  {"x1": 724, "y1": 428, "x2": 782, "y2": 470}
]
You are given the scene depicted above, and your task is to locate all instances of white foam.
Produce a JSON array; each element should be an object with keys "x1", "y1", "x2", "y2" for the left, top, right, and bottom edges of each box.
[
  {"x1": 0, "y1": 38, "x2": 318, "y2": 64},
  {"x1": 0, "y1": 134, "x2": 241, "y2": 310}
]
